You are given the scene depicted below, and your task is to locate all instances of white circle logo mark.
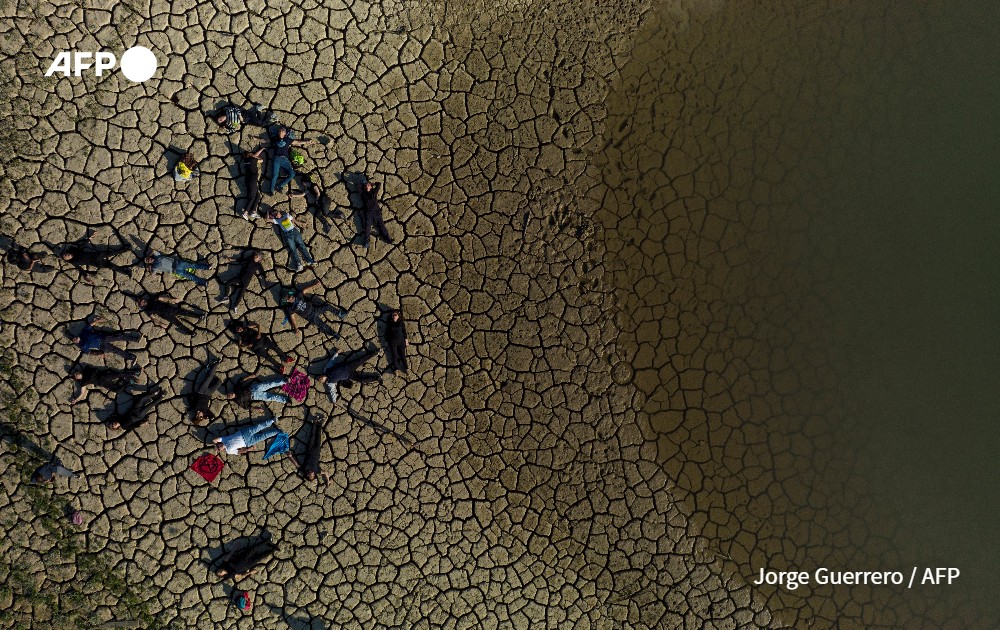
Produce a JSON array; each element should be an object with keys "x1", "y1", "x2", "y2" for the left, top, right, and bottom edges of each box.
[{"x1": 119, "y1": 46, "x2": 157, "y2": 83}]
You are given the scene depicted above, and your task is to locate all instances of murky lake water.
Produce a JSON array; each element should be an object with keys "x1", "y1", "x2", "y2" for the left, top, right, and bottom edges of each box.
[{"x1": 596, "y1": 0, "x2": 999, "y2": 624}]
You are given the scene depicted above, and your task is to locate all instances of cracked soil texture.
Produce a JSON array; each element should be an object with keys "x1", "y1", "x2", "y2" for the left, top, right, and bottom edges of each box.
[{"x1": 0, "y1": 0, "x2": 984, "y2": 628}]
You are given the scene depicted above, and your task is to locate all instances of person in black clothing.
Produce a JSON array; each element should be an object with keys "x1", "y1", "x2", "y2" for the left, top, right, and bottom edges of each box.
[
  {"x1": 290, "y1": 171, "x2": 341, "y2": 233},
  {"x1": 7, "y1": 245, "x2": 52, "y2": 273},
  {"x1": 240, "y1": 148, "x2": 265, "y2": 220},
  {"x1": 70, "y1": 365, "x2": 141, "y2": 403},
  {"x1": 106, "y1": 386, "x2": 164, "y2": 431},
  {"x1": 136, "y1": 293, "x2": 206, "y2": 334},
  {"x1": 215, "y1": 539, "x2": 278, "y2": 580},
  {"x1": 189, "y1": 357, "x2": 222, "y2": 424},
  {"x1": 358, "y1": 180, "x2": 393, "y2": 248},
  {"x1": 316, "y1": 344, "x2": 381, "y2": 404},
  {"x1": 72, "y1": 316, "x2": 142, "y2": 363},
  {"x1": 384, "y1": 309, "x2": 409, "y2": 372},
  {"x1": 217, "y1": 249, "x2": 267, "y2": 316},
  {"x1": 60, "y1": 229, "x2": 130, "y2": 283},
  {"x1": 293, "y1": 412, "x2": 330, "y2": 485},
  {"x1": 230, "y1": 320, "x2": 292, "y2": 372},
  {"x1": 281, "y1": 281, "x2": 347, "y2": 338}
]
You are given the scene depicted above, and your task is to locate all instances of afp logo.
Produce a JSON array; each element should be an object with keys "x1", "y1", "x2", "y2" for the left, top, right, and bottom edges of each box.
[{"x1": 45, "y1": 46, "x2": 158, "y2": 83}]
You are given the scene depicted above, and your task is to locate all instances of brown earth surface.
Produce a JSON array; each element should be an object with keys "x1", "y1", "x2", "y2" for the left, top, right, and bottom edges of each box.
[{"x1": 0, "y1": 0, "x2": 982, "y2": 628}]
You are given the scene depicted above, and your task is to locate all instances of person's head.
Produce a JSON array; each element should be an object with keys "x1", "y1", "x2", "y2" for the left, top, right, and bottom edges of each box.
[
  {"x1": 390, "y1": 310, "x2": 402, "y2": 322},
  {"x1": 71, "y1": 369, "x2": 83, "y2": 381},
  {"x1": 226, "y1": 392, "x2": 235, "y2": 400},
  {"x1": 277, "y1": 126, "x2": 288, "y2": 139},
  {"x1": 305, "y1": 470, "x2": 316, "y2": 481},
  {"x1": 61, "y1": 252, "x2": 73, "y2": 261},
  {"x1": 194, "y1": 409, "x2": 206, "y2": 422},
  {"x1": 215, "y1": 113, "x2": 228, "y2": 126},
  {"x1": 72, "y1": 336, "x2": 81, "y2": 344},
  {"x1": 233, "y1": 323, "x2": 245, "y2": 334},
  {"x1": 215, "y1": 568, "x2": 228, "y2": 577},
  {"x1": 108, "y1": 421, "x2": 121, "y2": 430},
  {"x1": 181, "y1": 152, "x2": 197, "y2": 167},
  {"x1": 31, "y1": 471, "x2": 50, "y2": 484},
  {"x1": 364, "y1": 182, "x2": 374, "y2": 192},
  {"x1": 136, "y1": 297, "x2": 148, "y2": 309},
  {"x1": 316, "y1": 375, "x2": 327, "y2": 384},
  {"x1": 144, "y1": 255, "x2": 155, "y2": 265},
  {"x1": 250, "y1": 250, "x2": 262, "y2": 263}
]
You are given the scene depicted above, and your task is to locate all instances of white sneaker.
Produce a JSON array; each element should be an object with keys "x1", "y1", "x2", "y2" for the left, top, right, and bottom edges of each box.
[
  {"x1": 294, "y1": 264, "x2": 304, "y2": 272},
  {"x1": 241, "y1": 211, "x2": 250, "y2": 220}
]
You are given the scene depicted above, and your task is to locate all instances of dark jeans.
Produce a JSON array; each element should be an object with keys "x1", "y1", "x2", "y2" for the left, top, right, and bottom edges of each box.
[
  {"x1": 244, "y1": 178, "x2": 262, "y2": 216},
  {"x1": 241, "y1": 105, "x2": 274, "y2": 127},
  {"x1": 90, "y1": 332, "x2": 141, "y2": 361},
  {"x1": 250, "y1": 335, "x2": 287, "y2": 370},
  {"x1": 361, "y1": 209, "x2": 392, "y2": 247},
  {"x1": 280, "y1": 228, "x2": 314, "y2": 268}
]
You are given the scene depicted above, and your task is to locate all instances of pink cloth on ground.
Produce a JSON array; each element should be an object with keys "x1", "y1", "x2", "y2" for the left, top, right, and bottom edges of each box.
[{"x1": 281, "y1": 369, "x2": 310, "y2": 402}]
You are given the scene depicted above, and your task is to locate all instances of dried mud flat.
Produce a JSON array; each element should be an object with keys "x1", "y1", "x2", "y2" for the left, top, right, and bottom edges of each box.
[{"x1": 0, "y1": 0, "x2": 980, "y2": 628}]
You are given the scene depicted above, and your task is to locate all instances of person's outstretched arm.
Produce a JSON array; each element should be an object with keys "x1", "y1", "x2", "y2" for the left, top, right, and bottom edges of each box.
[
  {"x1": 70, "y1": 384, "x2": 89, "y2": 404},
  {"x1": 301, "y1": 280, "x2": 321, "y2": 295}
]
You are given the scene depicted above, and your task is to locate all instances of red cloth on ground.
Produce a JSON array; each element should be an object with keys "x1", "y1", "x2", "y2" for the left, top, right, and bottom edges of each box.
[
  {"x1": 281, "y1": 369, "x2": 310, "y2": 402},
  {"x1": 191, "y1": 453, "x2": 225, "y2": 482}
]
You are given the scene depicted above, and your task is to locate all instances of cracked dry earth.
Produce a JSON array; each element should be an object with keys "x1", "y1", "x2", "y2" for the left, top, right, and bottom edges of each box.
[{"x1": 0, "y1": 0, "x2": 980, "y2": 629}]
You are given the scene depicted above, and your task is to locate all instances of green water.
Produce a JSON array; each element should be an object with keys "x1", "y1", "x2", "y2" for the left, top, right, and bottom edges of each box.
[
  {"x1": 599, "y1": 0, "x2": 1000, "y2": 623},
  {"x1": 820, "y1": 0, "x2": 1000, "y2": 612}
]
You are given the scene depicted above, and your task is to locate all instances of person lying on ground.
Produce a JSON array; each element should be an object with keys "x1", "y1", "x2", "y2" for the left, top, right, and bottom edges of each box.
[
  {"x1": 136, "y1": 293, "x2": 206, "y2": 333},
  {"x1": 316, "y1": 343, "x2": 381, "y2": 404},
  {"x1": 174, "y1": 152, "x2": 200, "y2": 182},
  {"x1": 266, "y1": 207, "x2": 314, "y2": 272},
  {"x1": 31, "y1": 456, "x2": 77, "y2": 484},
  {"x1": 358, "y1": 180, "x2": 393, "y2": 248},
  {"x1": 281, "y1": 281, "x2": 347, "y2": 337},
  {"x1": 289, "y1": 171, "x2": 341, "y2": 232},
  {"x1": 230, "y1": 320, "x2": 293, "y2": 372},
  {"x1": 269, "y1": 126, "x2": 315, "y2": 194},
  {"x1": 217, "y1": 249, "x2": 267, "y2": 316},
  {"x1": 70, "y1": 365, "x2": 141, "y2": 403},
  {"x1": 144, "y1": 251, "x2": 211, "y2": 286},
  {"x1": 226, "y1": 374, "x2": 292, "y2": 410},
  {"x1": 215, "y1": 538, "x2": 279, "y2": 580},
  {"x1": 293, "y1": 412, "x2": 330, "y2": 485},
  {"x1": 385, "y1": 309, "x2": 409, "y2": 373},
  {"x1": 72, "y1": 316, "x2": 142, "y2": 364},
  {"x1": 106, "y1": 385, "x2": 164, "y2": 431},
  {"x1": 7, "y1": 245, "x2": 51, "y2": 273},
  {"x1": 60, "y1": 228, "x2": 131, "y2": 283},
  {"x1": 240, "y1": 148, "x2": 266, "y2": 220},
  {"x1": 189, "y1": 356, "x2": 222, "y2": 424},
  {"x1": 212, "y1": 418, "x2": 283, "y2": 456},
  {"x1": 215, "y1": 103, "x2": 277, "y2": 134}
]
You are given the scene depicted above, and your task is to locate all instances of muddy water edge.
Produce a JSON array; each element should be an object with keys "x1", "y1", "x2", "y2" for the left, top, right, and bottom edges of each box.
[{"x1": 594, "y1": 0, "x2": 997, "y2": 626}]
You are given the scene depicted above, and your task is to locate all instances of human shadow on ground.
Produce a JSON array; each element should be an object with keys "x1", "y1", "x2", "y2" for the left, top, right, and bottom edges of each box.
[
  {"x1": 205, "y1": 529, "x2": 274, "y2": 575},
  {"x1": 0, "y1": 419, "x2": 52, "y2": 462},
  {"x1": 338, "y1": 171, "x2": 368, "y2": 246},
  {"x1": 265, "y1": 604, "x2": 328, "y2": 630}
]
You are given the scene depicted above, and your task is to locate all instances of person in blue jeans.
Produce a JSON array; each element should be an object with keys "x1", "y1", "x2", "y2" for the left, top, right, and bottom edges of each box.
[
  {"x1": 213, "y1": 418, "x2": 283, "y2": 456},
  {"x1": 227, "y1": 374, "x2": 291, "y2": 410},
  {"x1": 144, "y1": 251, "x2": 211, "y2": 285},
  {"x1": 269, "y1": 126, "x2": 314, "y2": 194},
  {"x1": 268, "y1": 208, "x2": 314, "y2": 272}
]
